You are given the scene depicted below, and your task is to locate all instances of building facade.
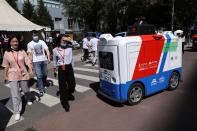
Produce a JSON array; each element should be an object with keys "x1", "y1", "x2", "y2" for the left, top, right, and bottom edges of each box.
[{"x1": 16, "y1": 0, "x2": 80, "y2": 33}]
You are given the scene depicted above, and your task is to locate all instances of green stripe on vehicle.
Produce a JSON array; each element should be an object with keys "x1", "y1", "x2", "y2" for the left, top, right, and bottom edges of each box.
[{"x1": 163, "y1": 41, "x2": 178, "y2": 52}]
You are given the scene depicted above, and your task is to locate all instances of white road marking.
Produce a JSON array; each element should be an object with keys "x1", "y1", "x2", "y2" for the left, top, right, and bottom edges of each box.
[
  {"x1": 4, "y1": 71, "x2": 97, "y2": 108},
  {"x1": 75, "y1": 74, "x2": 99, "y2": 82},
  {"x1": 5, "y1": 84, "x2": 60, "y2": 107},
  {"x1": 47, "y1": 77, "x2": 91, "y2": 93},
  {"x1": 3, "y1": 65, "x2": 98, "y2": 127},
  {"x1": 75, "y1": 85, "x2": 90, "y2": 92},
  {"x1": 30, "y1": 88, "x2": 60, "y2": 107},
  {"x1": 74, "y1": 67, "x2": 99, "y2": 73},
  {"x1": 84, "y1": 64, "x2": 99, "y2": 67},
  {"x1": 6, "y1": 107, "x2": 24, "y2": 127}
]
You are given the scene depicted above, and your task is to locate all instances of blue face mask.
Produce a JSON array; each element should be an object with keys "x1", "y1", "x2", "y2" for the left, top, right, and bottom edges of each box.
[
  {"x1": 33, "y1": 36, "x2": 39, "y2": 42},
  {"x1": 60, "y1": 42, "x2": 68, "y2": 48}
]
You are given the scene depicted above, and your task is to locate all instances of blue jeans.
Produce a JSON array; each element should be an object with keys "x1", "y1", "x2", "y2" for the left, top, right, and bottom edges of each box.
[{"x1": 33, "y1": 61, "x2": 48, "y2": 92}]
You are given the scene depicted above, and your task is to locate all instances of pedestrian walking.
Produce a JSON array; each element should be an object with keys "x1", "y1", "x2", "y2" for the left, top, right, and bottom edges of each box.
[
  {"x1": 89, "y1": 33, "x2": 99, "y2": 66},
  {"x1": 27, "y1": 30, "x2": 50, "y2": 97},
  {"x1": 174, "y1": 29, "x2": 185, "y2": 54},
  {"x1": 53, "y1": 34, "x2": 76, "y2": 112},
  {"x1": 82, "y1": 33, "x2": 89, "y2": 62},
  {"x1": 2, "y1": 35, "x2": 33, "y2": 121}
]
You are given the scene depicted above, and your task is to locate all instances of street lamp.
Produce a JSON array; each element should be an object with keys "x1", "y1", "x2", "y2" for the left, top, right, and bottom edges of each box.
[{"x1": 171, "y1": 0, "x2": 175, "y2": 31}]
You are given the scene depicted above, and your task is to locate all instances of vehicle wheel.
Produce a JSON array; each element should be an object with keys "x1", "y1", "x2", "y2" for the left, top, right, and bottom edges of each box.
[
  {"x1": 128, "y1": 83, "x2": 144, "y2": 105},
  {"x1": 168, "y1": 72, "x2": 180, "y2": 90}
]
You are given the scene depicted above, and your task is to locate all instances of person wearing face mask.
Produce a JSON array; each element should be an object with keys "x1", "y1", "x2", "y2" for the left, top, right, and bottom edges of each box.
[
  {"x1": 52, "y1": 34, "x2": 76, "y2": 112},
  {"x1": 27, "y1": 30, "x2": 50, "y2": 97},
  {"x1": 2, "y1": 35, "x2": 33, "y2": 121}
]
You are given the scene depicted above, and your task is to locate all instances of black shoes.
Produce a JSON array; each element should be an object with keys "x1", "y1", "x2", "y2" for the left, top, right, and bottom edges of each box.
[
  {"x1": 56, "y1": 91, "x2": 60, "y2": 96},
  {"x1": 63, "y1": 102, "x2": 70, "y2": 112},
  {"x1": 92, "y1": 62, "x2": 96, "y2": 66},
  {"x1": 68, "y1": 94, "x2": 75, "y2": 101},
  {"x1": 39, "y1": 92, "x2": 44, "y2": 97},
  {"x1": 56, "y1": 92, "x2": 74, "y2": 101}
]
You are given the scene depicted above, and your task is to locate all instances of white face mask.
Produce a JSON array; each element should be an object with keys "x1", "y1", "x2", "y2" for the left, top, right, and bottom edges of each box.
[
  {"x1": 11, "y1": 46, "x2": 18, "y2": 51},
  {"x1": 33, "y1": 36, "x2": 39, "y2": 42}
]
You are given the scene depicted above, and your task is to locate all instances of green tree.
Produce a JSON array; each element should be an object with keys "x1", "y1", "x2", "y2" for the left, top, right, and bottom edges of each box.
[
  {"x1": 61, "y1": 0, "x2": 104, "y2": 31},
  {"x1": 102, "y1": 0, "x2": 124, "y2": 33},
  {"x1": 61, "y1": 0, "x2": 197, "y2": 33},
  {"x1": 61, "y1": 0, "x2": 148, "y2": 33},
  {"x1": 22, "y1": 0, "x2": 34, "y2": 20},
  {"x1": 6, "y1": 0, "x2": 19, "y2": 12},
  {"x1": 174, "y1": 0, "x2": 197, "y2": 29},
  {"x1": 147, "y1": 0, "x2": 172, "y2": 29},
  {"x1": 147, "y1": 0, "x2": 197, "y2": 31},
  {"x1": 31, "y1": 10, "x2": 39, "y2": 24},
  {"x1": 126, "y1": 0, "x2": 151, "y2": 25},
  {"x1": 37, "y1": 0, "x2": 53, "y2": 28}
]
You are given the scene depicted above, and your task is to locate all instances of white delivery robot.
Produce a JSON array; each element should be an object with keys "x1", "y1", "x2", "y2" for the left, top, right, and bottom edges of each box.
[{"x1": 98, "y1": 32, "x2": 182, "y2": 105}]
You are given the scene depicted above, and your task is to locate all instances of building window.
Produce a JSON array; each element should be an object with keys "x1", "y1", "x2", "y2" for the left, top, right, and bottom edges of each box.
[
  {"x1": 52, "y1": 5, "x2": 55, "y2": 8},
  {"x1": 55, "y1": 18, "x2": 62, "y2": 21},
  {"x1": 68, "y1": 18, "x2": 73, "y2": 29},
  {"x1": 47, "y1": 4, "x2": 51, "y2": 7}
]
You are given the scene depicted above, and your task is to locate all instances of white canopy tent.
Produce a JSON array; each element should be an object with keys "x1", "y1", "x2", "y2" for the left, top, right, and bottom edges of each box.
[{"x1": 0, "y1": 0, "x2": 51, "y2": 31}]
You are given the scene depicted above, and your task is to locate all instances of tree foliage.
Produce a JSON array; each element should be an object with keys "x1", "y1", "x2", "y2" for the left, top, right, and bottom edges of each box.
[
  {"x1": 61, "y1": 0, "x2": 197, "y2": 33},
  {"x1": 21, "y1": 0, "x2": 53, "y2": 28},
  {"x1": 6, "y1": 0, "x2": 19, "y2": 12},
  {"x1": 37, "y1": 0, "x2": 54, "y2": 28},
  {"x1": 174, "y1": 0, "x2": 197, "y2": 28},
  {"x1": 61, "y1": 0, "x2": 103, "y2": 31},
  {"x1": 22, "y1": 0, "x2": 34, "y2": 20},
  {"x1": 31, "y1": 10, "x2": 39, "y2": 24}
]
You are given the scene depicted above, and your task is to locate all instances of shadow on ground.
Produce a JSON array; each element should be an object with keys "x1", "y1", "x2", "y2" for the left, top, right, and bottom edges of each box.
[
  {"x1": 89, "y1": 82, "x2": 123, "y2": 107},
  {"x1": 23, "y1": 127, "x2": 38, "y2": 131},
  {"x1": 0, "y1": 99, "x2": 12, "y2": 131},
  {"x1": 184, "y1": 47, "x2": 197, "y2": 52},
  {"x1": 158, "y1": 62, "x2": 197, "y2": 131}
]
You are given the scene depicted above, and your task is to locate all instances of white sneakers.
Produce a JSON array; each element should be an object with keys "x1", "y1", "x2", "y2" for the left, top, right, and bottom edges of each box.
[
  {"x1": 14, "y1": 101, "x2": 32, "y2": 121},
  {"x1": 15, "y1": 113, "x2": 20, "y2": 121},
  {"x1": 27, "y1": 101, "x2": 33, "y2": 106}
]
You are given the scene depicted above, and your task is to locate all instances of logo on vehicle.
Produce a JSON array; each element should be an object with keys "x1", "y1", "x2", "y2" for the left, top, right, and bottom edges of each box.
[
  {"x1": 159, "y1": 76, "x2": 165, "y2": 83},
  {"x1": 103, "y1": 70, "x2": 111, "y2": 81},
  {"x1": 151, "y1": 78, "x2": 157, "y2": 86}
]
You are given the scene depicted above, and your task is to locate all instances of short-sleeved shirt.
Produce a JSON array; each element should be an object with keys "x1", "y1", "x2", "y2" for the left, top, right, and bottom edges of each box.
[
  {"x1": 82, "y1": 37, "x2": 89, "y2": 49},
  {"x1": 2, "y1": 50, "x2": 31, "y2": 81},
  {"x1": 27, "y1": 40, "x2": 48, "y2": 62},
  {"x1": 53, "y1": 47, "x2": 72, "y2": 68},
  {"x1": 89, "y1": 37, "x2": 99, "y2": 51}
]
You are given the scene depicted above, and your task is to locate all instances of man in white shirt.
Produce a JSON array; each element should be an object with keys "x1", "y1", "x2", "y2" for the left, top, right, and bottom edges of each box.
[
  {"x1": 27, "y1": 30, "x2": 50, "y2": 97},
  {"x1": 174, "y1": 29, "x2": 185, "y2": 54},
  {"x1": 89, "y1": 33, "x2": 99, "y2": 66},
  {"x1": 82, "y1": 34, "x2": 89, "y2": 62}
]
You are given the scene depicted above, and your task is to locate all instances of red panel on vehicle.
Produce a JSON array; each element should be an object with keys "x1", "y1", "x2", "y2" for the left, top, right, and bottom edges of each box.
[
  {"x1": 132, "y1": 35, "x2": 165, "y2": 80},
  {"x1": 192, "y1": 35, "x2": 197, "y2": 39}
]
